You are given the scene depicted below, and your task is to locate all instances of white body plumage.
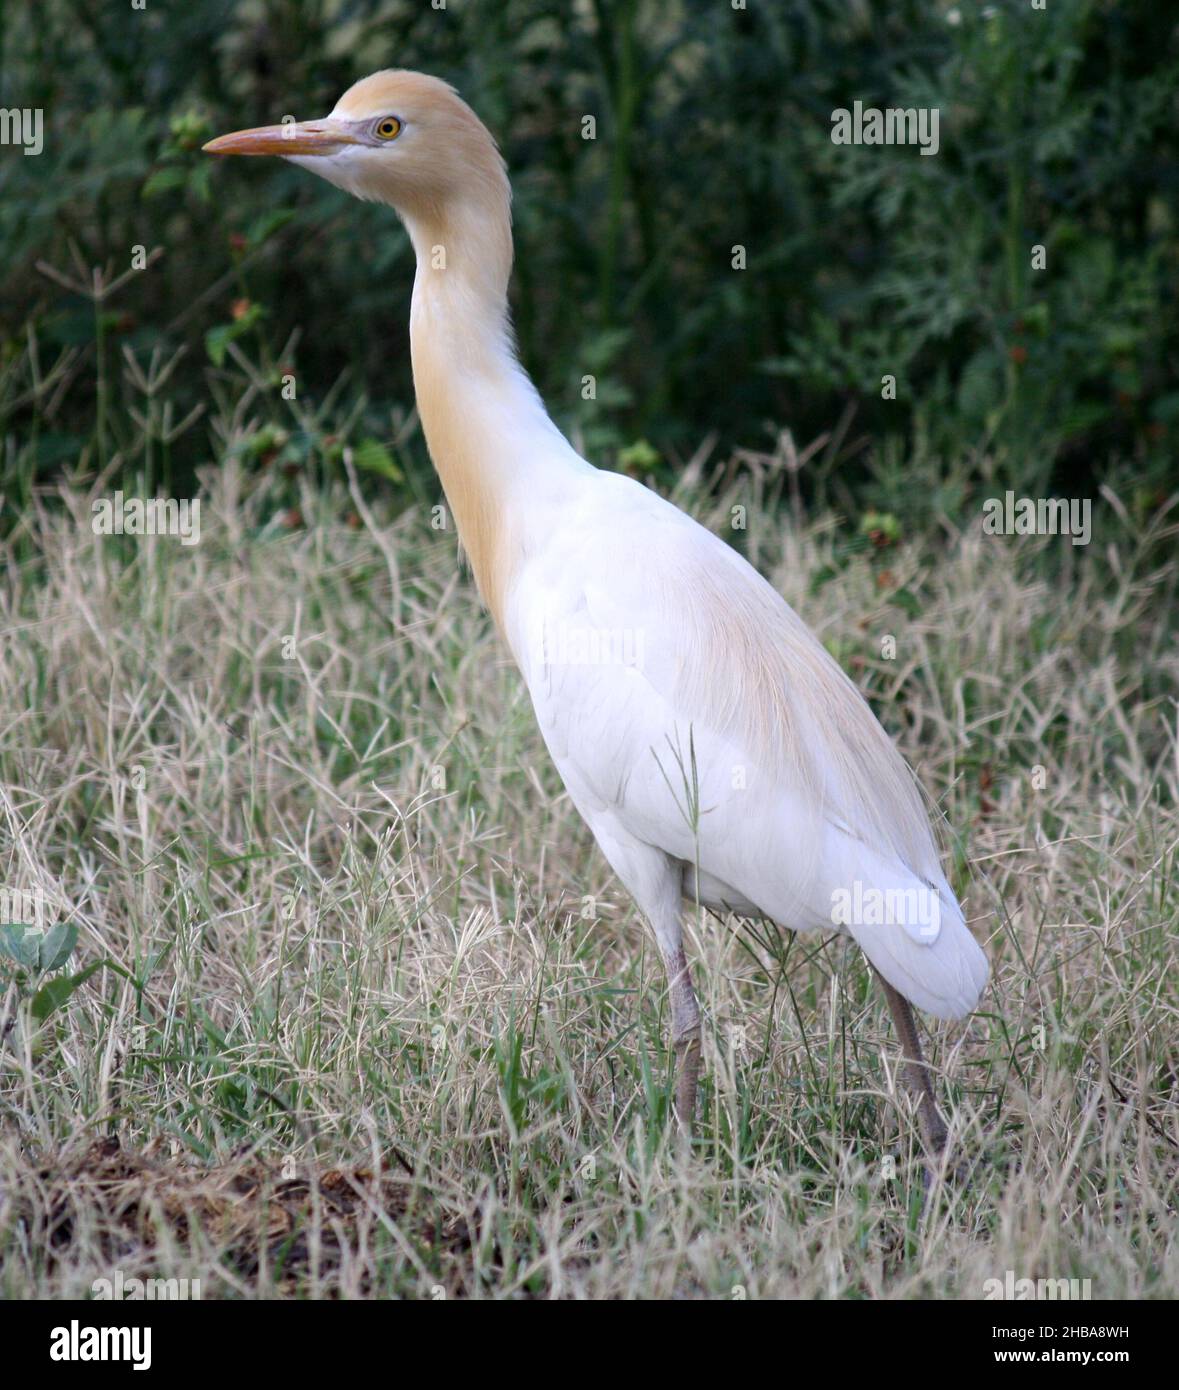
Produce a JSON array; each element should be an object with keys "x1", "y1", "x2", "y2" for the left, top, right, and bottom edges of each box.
[{"x1": 505, "y1": 457, "x2": 988, "y2": 1022}]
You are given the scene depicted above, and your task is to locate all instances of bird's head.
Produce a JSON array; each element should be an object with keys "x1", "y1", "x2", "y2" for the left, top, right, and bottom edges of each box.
[{"x1": 204, "y1": 70, "x2": 510, "y2": 236}]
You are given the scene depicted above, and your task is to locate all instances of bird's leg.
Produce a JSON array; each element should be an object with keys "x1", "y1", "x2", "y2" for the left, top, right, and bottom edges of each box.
[
  {"x1": 878, "y1": 977, "x2": 948, "y2": 1162},
  {"x1": 660, "y1": 939, "x2": 701, "y2": 1135}
]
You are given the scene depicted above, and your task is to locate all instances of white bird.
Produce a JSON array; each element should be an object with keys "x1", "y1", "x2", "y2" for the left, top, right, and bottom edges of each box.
[{"x1": 206, "y1": 71, "x2": 988, "y2": 1155}]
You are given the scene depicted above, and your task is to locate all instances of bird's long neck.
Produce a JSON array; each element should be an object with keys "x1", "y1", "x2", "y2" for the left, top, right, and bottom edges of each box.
[{"x1": 403, "y1": 197, "x2": 580, "y2": 631}]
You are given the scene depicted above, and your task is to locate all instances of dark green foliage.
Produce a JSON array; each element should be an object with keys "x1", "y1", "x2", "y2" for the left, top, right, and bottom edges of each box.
[{"x1": 1, "y1": 0, "x2": 1175, "y2": 508}]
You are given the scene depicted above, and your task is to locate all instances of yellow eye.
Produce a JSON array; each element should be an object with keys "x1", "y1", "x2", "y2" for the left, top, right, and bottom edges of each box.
[{"x1": 375, "y1": 117, "x2": 401, "y2": 140}]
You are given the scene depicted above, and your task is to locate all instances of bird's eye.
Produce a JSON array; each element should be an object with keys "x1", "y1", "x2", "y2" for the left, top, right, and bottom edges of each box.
[{"x1": 374, "y1": 117, "x2": 402, "y2": 141}]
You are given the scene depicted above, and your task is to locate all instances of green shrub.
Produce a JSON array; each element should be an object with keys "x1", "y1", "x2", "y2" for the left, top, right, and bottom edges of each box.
[{"x1": 1, "y1": 0, "x2": 1175, "y2": 513}]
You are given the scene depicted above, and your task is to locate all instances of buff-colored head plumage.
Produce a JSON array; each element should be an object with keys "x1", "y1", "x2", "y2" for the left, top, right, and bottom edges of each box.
[
  {"x1": 324, "y1": 73, "x2": 508, "y2": 223},
  {"x1": 205, "y1": 70, "x2": 526, "y2": 626},
  {"x1": 205, "y1": 70, "x2": 513, "y2": 294}
]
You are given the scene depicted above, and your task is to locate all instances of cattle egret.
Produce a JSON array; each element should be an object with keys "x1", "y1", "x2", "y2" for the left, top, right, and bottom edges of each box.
[{"x1": 206, "y1": 71, "x2": 988, "y2": 1159}]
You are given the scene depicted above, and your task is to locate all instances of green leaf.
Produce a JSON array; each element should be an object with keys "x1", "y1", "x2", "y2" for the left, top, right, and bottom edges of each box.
[
  {"x1": 204, "y1": 325, "x2": 234, "y2": 368},
  {"x1": 205, "y1": 304, "x2": 263, "y2": 367},
  {"x1": 31, "y1": 960, "x2": 105, "y2": 1022},
  {"x1": 0, "y1": 925, "x2": 39, "y2": 969},
  {"x1": 351, "y1": 438, "x2": 403, "y2": 482},
  {"x1": 808, "y1": 564, "x2": 840, "y2": 596},
  {"x1": 247, "y1": 209, "x2": 296, "y2": 248},
  {"x1": 891, "y1": 587, "x2": 921, "y2": 618},
  {"x1": 859, "y1": 510, "x2": 901, "y2": 546},
  {"x1": 190, "y1": 161, "x2": 214, "y2": 204},
  {"x1": 618, "y1": 439, "x2": 660, "y2": 473},
  {"x1": 142, "y1": 166, "x2": 189, "y2": 199},
  {"x1": 37, "y1": 923, "x2": 78, "y2": 973}
]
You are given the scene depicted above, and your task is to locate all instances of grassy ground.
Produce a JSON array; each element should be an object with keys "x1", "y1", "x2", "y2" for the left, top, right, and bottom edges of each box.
[{"x1": 0, "y1": 455, "x2": 1176, "y2": 1299}]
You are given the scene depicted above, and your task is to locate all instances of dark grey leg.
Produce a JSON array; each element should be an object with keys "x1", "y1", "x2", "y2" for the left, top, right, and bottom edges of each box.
[{"x1": 879, "y1": 976, "x2": 948, "y2": 1159}]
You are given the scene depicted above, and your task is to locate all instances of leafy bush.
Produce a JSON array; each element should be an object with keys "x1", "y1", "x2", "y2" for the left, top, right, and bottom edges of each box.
[{"x1": 1, "y1": 0, "x2": 1175, "y2": 512}]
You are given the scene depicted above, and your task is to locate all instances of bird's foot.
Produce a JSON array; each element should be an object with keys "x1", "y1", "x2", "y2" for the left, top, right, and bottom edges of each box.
[{"x1": 917, "y1": 1122, "x2": 984, "y2": 1200}]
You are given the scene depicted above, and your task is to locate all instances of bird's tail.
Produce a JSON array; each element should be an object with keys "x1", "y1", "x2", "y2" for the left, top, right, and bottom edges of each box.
[{"x1": 830, "y1": 845, "x2": 989, "y2": 1020}]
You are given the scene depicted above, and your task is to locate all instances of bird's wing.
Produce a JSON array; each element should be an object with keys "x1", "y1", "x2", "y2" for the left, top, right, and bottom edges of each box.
[
  {"x1": 506, "y1": 470, "x2": 988, "y2": 1018},
  {"x1": 510, "y1": 470, "x2": 938, "y2": 870}
]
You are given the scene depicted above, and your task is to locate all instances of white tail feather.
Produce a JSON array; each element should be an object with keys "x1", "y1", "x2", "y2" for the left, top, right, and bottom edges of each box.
[{"x1": 840, "y1": 857, "x2": 989, "y2": 1019}]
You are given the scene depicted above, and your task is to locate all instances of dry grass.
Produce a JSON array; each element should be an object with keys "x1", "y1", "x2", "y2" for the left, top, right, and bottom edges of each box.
[{"x1": 0, "y1": 458, "x2": 1176, "y2": 1298}]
